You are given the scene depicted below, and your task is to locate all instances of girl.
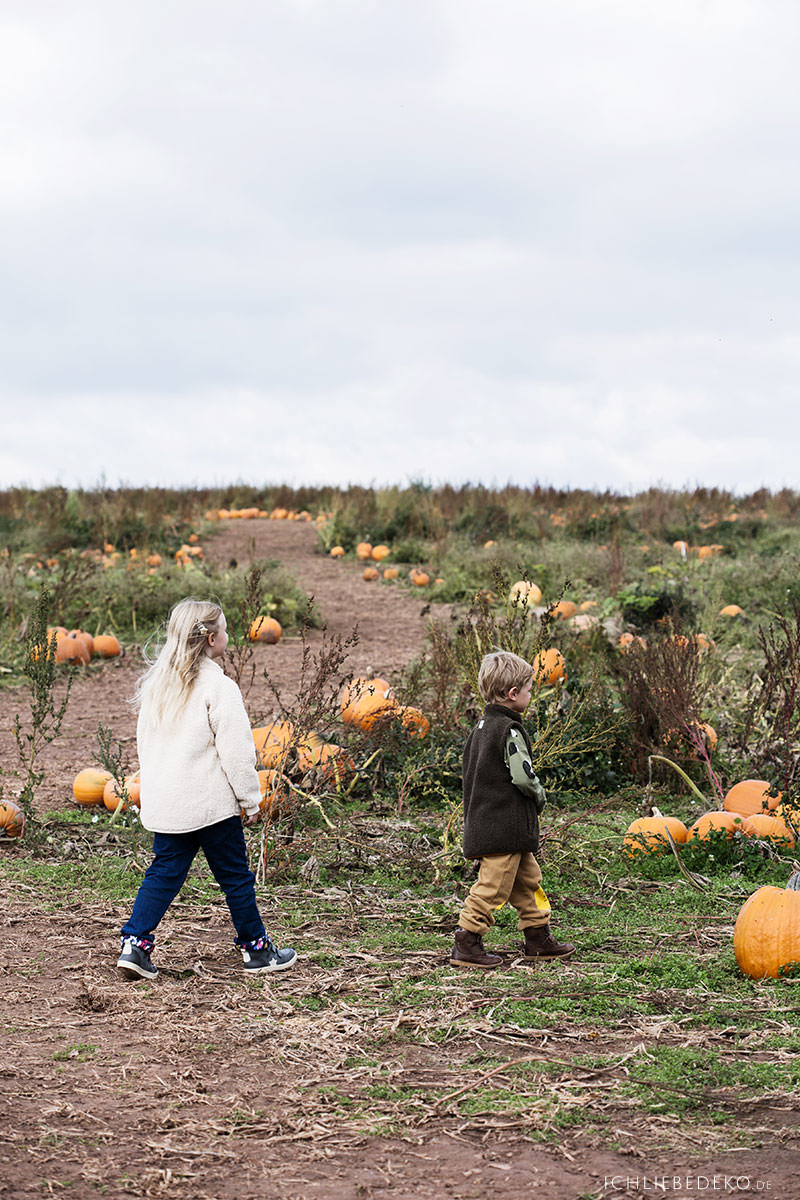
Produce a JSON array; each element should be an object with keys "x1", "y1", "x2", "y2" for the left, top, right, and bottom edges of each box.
[{"x1": 117, "y1": 598, "x2": 297, "y2": 979}]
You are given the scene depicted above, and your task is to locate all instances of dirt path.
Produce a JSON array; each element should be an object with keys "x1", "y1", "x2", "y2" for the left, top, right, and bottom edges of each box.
[{"x1": 0, "y1": 519, "x2": 449, "y2": 811}]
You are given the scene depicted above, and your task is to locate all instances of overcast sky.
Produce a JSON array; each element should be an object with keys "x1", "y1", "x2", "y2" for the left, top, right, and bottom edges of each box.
[{"x1": 1, "y1": 1, "x2": 798, "y2": 495}]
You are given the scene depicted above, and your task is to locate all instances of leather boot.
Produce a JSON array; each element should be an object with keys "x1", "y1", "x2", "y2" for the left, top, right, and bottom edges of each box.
[
  {"x1": 450, "y1": 928, "x2": 503, "y2": 969},
  {"x1": 522, "y1": 924, "x2": 575, "y2": 961}
]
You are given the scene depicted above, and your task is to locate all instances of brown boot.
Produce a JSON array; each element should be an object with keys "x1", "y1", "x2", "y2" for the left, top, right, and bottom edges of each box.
[
  {"x1": 450, "y1": 928, "x2": 503, "y2": 969},
  {"x1": 522, "y1": 924, "x2": 575, "y2": 961}
]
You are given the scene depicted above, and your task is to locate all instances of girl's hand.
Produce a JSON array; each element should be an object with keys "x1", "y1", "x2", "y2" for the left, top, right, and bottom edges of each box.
[{"x1": 242, "y1": 811, "x2": 261, "y2": 826}]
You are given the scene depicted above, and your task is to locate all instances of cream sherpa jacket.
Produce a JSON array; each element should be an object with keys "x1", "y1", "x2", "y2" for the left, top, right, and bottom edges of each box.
[{"x1": 137, "y1": 657, "x2": 261, "y2": 834}]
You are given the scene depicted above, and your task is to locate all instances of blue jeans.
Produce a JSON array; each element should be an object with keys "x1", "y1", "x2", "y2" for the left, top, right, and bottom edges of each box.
[{"x1": 121, "y1": 816, "x2": 266, "y2": 948}]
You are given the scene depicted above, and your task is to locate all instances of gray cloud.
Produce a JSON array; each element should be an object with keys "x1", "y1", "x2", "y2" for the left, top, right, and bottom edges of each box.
[{"x1": 1, "y1": 1, "x2": 798, "y2": 492}]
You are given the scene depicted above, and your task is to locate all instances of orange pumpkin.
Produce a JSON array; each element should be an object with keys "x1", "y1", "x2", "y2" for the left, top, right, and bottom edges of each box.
[
  {"x1": 0, "y1": 800, "x2": 25, "y2": 839},
  {"x1": 549, "y1": 600, "x2": 577, "y2": 620},
  {"x1": 371, "y1": 545, "x2": 391, "y2": 561},
  {"x1": 532, "y1": 648, "x2": 566, "y2": 687},
  {"x1": 734, "y1": 872, "x2": 800, "y2": 979},
  {"x1": 410, "y1": 569, "x2": 430, "y2": 586},
  {"x1": 246, "y1": 769, "x2": 291, "y2": 817},
  {"x1": 103, "y1": 775, "x2": 141, "y2": 813},
  {"x1": 340, "y1": 678, "x2": 392, "y2": 724},
  {"x1": 55, "y1": 636, "x2": 91, "y2": 666},
  {"x1": 355, "y1": 542, "x2": 373, "y2": 560},
  {"x1": 330, "y1": 546, "x2": 345, "y2": 558},
  {"x1": 362, "y1": 566, "x2": 380, "y2": 581},
  {"x1": 623, "y1": 815, "x2": 688, "y2": 856},
  {"x1": 249, "y1": 616, "x2": 282, "y2": 644},
  {"x1": 747, "y1": 814, "x2": 795, "y2": 848},
  {"x1": 720, "y1": 604, "x2": 745, "y2": 618},
  {"x1": 69, "y1": 629, "x2": 94, "y2": 657},
  {"x1": 252, "y1": 721, "x2": 295, "y2": 768},
  {"x1": 687, "y1": 811, "x2": 755, "y2": 841},
  {"x1": 383, "y1": 567, "x2": 400, "y2": 581},
  {"x1": 344, "y1": 690, "x2": 399, "y2": 732},
  {"x1": 300, "y1": 743, "x2": 356, "y2": 786},
  {"x1": 93, "y1": 634, "x2": 122, "y2": 658},
  {"x1": 73, "y1": 768, "x2": 114, "y2": 806},
  {"x1": 396, "y1": 705, "x2": 430, "y2": 739},
  {"x1": 723, "y1": 780, "x2": 780, "y2": 819}
]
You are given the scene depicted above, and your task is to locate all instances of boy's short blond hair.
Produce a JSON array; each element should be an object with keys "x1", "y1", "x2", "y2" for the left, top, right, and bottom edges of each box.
[{"x1": 478, "y1": 650, "x2": 533, "y2": 704}]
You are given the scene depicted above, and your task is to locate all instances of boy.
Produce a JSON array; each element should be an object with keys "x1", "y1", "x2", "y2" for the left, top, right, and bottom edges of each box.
[{"x1": 450, "y1": 650, "x2": 575, "y2": 969}]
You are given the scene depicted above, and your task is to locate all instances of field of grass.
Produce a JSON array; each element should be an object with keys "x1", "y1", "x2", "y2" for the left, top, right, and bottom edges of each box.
[{"x1": 1, "y1": 482, "x2": 799, "y2": 1195}]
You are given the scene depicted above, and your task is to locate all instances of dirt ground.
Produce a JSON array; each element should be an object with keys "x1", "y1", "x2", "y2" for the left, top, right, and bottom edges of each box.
[{"x1": 1, "y1": 520, "x2": 798, "y2": 1199}]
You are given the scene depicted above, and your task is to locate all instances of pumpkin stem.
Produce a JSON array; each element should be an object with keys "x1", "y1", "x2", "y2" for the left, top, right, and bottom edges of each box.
[{"x1": 648, "y1": 754, "x2": 709, "y2": 807}]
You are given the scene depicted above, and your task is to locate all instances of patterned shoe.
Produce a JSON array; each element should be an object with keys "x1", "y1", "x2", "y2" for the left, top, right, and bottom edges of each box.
[
  {"x1": 241, "y1": 936, "x2": 298, "y2": 973},
  {"x1": 117, "y1": 937, "x2": 158, "y2": 980}
]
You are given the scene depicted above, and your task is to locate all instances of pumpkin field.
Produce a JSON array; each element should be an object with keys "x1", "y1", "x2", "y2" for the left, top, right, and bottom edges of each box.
[{"x1": 1, "y1": 483, "x2": 799, "y2": 1200}]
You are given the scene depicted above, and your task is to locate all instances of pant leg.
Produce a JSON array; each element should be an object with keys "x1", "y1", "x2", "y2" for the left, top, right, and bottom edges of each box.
[
  {"x1": 459, "y1": 852, "x2": 523, "y2": 934},
  {"x1": 121, "y1": 830, "x2": 200, "y2": 942},
  {"x1": 508, "y1": 852, "x2": 551, "y2": 929},
  {"x1": 199, "y1": 816, "x2": 266, "y2": 946}
]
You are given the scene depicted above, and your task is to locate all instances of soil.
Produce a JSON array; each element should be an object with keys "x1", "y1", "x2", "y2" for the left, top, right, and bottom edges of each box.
[{"x1": 1, "y1": 520, "x2": 797, "y2": 1199}]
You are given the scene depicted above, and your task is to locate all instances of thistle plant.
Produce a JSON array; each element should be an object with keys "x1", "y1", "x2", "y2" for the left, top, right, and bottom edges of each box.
[{"x1": 12, "y1": 587, "x2": 72, "y2": 825}]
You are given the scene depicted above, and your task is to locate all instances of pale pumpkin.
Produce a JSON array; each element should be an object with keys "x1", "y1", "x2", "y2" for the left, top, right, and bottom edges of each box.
[
  {"x1": 509, "y1": 580, "x2": 543, "y2": 607},
  {"x1": 73, "y1": 768, "x2": 114, "y2": 806},
  {"x1": 733, "y1": 872, "x2": 800, "y2": 979}
]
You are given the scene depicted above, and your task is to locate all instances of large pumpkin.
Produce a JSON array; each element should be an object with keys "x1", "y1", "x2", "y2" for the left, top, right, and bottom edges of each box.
[
  {"x1": 532, "y1": 648, "x2": 566, "y2": 687},
  {"x1": 73, "y1": 768, "x2": 114, "y2": 806},
  {"x1": 252, "y1": 720, "x2": 294, "y2": 768},
  {"x1": 0, "y1": 800, "x2": 25, "y2": 839},
  {"x1": 688, "y1": 811, "x2": 755, "y2": 841},
  {"x1": 623, "y1": 815, "x2": 688, "y2": 856},
  {"x1": 723, "y1": 780, "x2": 780, "y2": 819},
  {"x1": 734, "y1": 872, "x2": 800, "y2": 979}
]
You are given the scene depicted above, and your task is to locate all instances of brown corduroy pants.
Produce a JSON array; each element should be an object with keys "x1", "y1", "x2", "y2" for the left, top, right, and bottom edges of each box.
[{"x1": 459, "y1": 851, "x2": 551, "y2": 933}]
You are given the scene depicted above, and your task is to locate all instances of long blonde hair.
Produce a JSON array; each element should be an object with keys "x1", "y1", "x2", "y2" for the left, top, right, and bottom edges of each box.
[{"x1": 135, "y1": 598, "x2": 223, "y2": 725}]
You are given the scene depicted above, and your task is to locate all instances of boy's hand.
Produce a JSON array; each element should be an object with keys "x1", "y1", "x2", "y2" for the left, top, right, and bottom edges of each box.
[{"x1": 532, "y1": 778, "x2": 547, "y2": 812}]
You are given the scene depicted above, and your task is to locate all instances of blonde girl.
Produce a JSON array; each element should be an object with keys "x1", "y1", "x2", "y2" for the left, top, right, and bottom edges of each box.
[{"x1": 117, "y1": 598, "x2": 297, "y2": 979}]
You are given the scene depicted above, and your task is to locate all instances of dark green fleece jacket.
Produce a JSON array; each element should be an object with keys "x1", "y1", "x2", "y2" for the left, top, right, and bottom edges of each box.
[{"x1": 462, "y1": 703, "x2": 544, "y2": 858}]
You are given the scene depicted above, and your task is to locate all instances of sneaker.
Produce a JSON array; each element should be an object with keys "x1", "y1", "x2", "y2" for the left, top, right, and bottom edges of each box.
[
  {"x1": 241, "y1": 936, "x2": 298, "y2": 973},
  {"x1": 117, "y1": 937, "x2": 158, "y2": 980}
]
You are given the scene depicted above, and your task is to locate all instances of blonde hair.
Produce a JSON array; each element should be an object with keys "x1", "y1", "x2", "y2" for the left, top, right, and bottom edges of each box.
[
  {"x1": 478, "y1": 650, "x2": 533, "y2": 704},
  {"x1": 135, "y1": 598, "x2": 223, "y2": 725}
]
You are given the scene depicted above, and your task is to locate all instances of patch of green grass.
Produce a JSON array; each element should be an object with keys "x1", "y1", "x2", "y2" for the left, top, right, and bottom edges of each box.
[{"x1": 53, "y1": 1042, "x2": 98, "y2": 1062}]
